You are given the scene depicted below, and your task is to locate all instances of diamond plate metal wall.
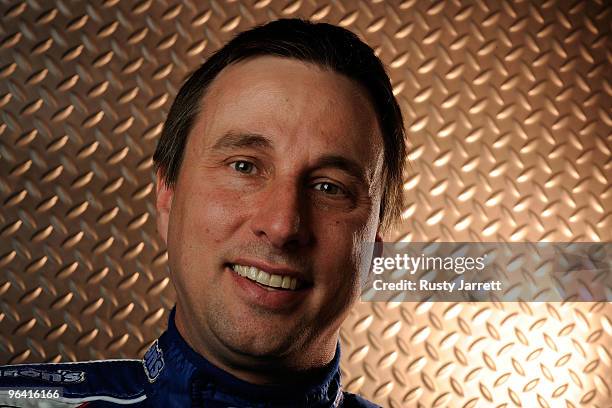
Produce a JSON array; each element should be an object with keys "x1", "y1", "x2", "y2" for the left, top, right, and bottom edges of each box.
[{"x1": 0, "y1": 0, "x2": 610, "y2": 407}]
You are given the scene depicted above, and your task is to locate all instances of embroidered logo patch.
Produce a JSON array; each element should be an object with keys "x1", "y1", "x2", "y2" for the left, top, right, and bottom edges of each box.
[
  {"x1": 0, "y1": 368, "x2": 85, "y2": 384},
  {"x1": 143, "y1": 339, "x2": 164, "y2": 383}
]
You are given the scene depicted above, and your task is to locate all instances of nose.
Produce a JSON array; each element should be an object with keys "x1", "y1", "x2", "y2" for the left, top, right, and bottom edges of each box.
[{"x1": 249, "y1": 180, "x2": 312, "y2": 250}]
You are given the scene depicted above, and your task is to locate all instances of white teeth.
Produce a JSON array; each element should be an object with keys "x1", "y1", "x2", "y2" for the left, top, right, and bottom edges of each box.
[
  {"x1": 231, "y1": 264, "x2": 300, "y2": 290},
  {"x1": 269, "y1": 274, "x2": 282, "y2": 288},
  {"x1": 256, "y1": 270, "x2": 270, "y2": 285},
  {"x1": 235, "y1": 265, "x2": 248, "y2": 277}
]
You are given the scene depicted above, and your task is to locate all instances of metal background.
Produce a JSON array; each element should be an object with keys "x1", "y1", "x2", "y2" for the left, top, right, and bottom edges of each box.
[{"x1": 0, "y1": 0, "x2": 610, "y2": 406}]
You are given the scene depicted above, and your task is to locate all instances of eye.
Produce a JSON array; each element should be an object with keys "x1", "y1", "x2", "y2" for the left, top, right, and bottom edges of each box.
[
  {"x1": 230, "y1": 160, "x2": 256, "y2": 174},
  {"x1": 313, "y1": 181, "x2": 345, "y2": 196}
]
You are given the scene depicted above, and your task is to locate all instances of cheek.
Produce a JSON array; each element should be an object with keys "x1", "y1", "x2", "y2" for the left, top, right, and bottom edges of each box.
[
  {"x1": 169, "y1": 181, "x2": 248, "y2": 254},
  {"x1": 316, "y1": 216, "x2": 377, "y2": 286},
  {"x1": 314, "y1": 223, "x2": 358, "y2": 279}
]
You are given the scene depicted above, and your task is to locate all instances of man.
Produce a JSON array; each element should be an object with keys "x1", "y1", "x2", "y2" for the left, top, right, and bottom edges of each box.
[{"x1": 0, "y1": 19, "x2": 406, "y2": 407}]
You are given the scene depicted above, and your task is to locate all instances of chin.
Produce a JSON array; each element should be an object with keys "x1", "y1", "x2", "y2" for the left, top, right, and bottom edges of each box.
[
  {"x1": 213, "y1": 337, "x2": 295, "y2": 369},
  {"x1": 209, "y1": 313, "x2": 301, "y2": 357}
]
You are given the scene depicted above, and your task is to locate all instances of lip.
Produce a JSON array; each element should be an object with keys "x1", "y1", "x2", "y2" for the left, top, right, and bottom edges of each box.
[{"x1": 226, "y1": 263, "x2": 311, "y2": 310}]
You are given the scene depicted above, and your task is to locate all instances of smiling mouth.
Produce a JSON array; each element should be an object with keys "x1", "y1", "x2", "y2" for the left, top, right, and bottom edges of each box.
[{"x1": 230, "y1": 264, "x2": 304, "y2": 291}]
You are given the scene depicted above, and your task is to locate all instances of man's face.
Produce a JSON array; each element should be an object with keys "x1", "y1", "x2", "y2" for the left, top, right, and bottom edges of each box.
[{"x1": 156, "y1": 56, "x2": 384, "y2": 372}]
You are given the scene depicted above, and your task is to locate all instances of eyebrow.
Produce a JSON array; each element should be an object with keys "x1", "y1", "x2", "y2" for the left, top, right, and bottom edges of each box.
[
  {"x1": 210, "y1": 131, "x2": 369, "y2": 184},
  {"x1": 210, "y1": 131, "x2": 273, "y2": 151},
  {"x1": 311, "y1": 155, "x2": 368, "y2": 184}
]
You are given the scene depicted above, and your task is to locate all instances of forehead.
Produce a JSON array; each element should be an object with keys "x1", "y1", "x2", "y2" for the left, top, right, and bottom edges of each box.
[{"x1": 191, "y1": 56, "x2": 383, "y2": 167}]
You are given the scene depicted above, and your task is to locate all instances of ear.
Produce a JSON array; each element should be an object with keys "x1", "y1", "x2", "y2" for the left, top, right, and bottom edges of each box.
[
  {"x1": 360, "y1": 229, "x2": 384, "y2": 288},
  {"x1": 156, "y1": 170, "x2": 174, "y2": 245},
  {"x1": 373, "y1": 230, "x2": 383, "y2": 258}
]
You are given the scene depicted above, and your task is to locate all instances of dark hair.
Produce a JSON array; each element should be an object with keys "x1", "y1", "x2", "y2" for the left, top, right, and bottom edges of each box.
[{"x1": 153, "y1": 18, "x2": 406, "y2": 232}]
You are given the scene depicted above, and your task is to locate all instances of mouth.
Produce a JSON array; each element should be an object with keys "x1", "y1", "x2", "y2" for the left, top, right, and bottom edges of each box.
[{"x1": 229, "y1": 263, "x2": 306, "y2": 291}]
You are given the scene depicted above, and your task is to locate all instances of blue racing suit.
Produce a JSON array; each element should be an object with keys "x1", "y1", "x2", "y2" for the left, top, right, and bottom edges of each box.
[{"x1": 0, "y1": 308, "x2": 379, "y2": 407}]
